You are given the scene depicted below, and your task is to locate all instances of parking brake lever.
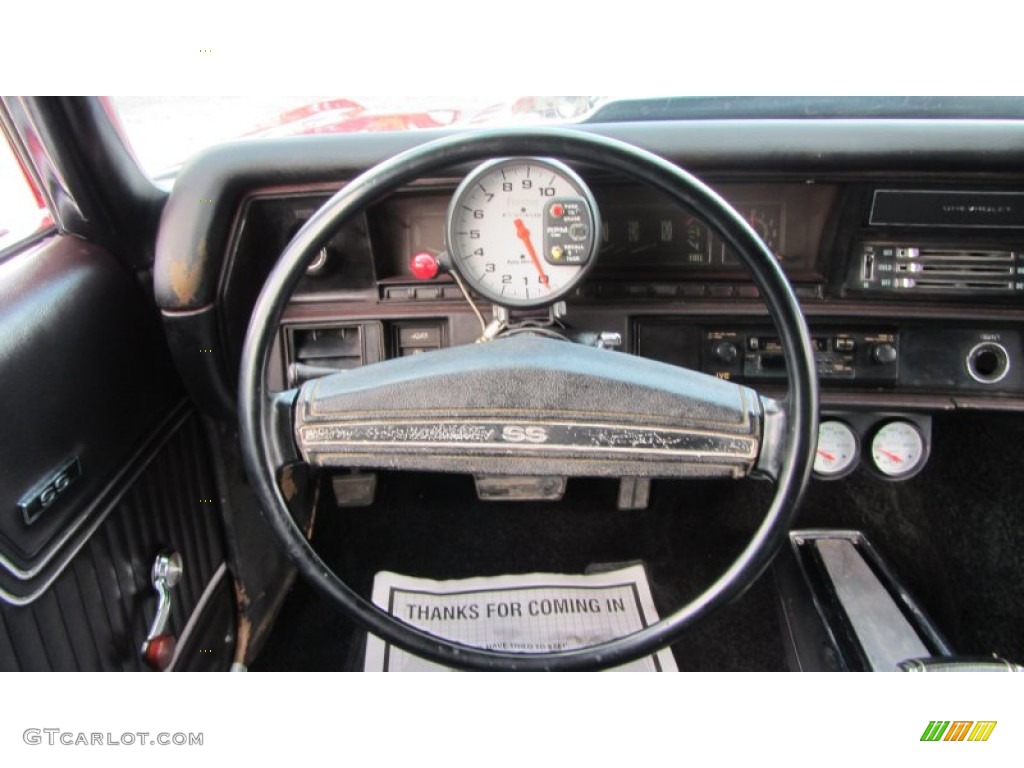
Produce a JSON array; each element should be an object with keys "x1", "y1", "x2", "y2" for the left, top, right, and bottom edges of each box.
[{"x1": 141, "y1": 551, "x2": 183, "y2": 671}]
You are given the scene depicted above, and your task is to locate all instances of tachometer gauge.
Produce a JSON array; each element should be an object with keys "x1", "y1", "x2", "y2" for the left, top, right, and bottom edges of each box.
[
  {"x1": 813, "y1": 420, "x2": 859, "y2": 479},
  {"x1": 446, "y1": 158, "x2": 600, "y2": 307},
  {"x1": 870, "y1": 420, "x2": 927, "y2": 479}
]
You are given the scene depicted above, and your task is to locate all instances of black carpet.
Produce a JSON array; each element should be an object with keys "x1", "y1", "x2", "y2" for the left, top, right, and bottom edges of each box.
[
  {"x1": 253, "y1": 472, "x2": 783, "y2": 671},
  {"x1": 254, "y1": 410, "x2": 1024, "y2": 671},
  {"x1": 797, "y1": 411, "x2": 1024, "y2": 662}
]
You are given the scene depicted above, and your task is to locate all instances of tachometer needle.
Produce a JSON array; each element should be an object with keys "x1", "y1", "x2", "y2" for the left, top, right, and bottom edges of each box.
[
  {"x1": 878, "y1": 449, "x2": 903, "y2": 463},
  {"x1": 817, "y1": 450, "x2": 836, "y2": 462},
  {"x1": 514, "y1": 218, "x2": 549, "y2": 289}
]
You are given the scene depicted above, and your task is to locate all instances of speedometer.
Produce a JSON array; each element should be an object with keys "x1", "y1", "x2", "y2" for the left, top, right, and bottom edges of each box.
[{"x1": 446, "y1": 158, "x2": 600, "y2": 307}]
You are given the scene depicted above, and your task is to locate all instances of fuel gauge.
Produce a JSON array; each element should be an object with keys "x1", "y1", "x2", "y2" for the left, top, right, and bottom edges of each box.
[{"x1": 683, "y1": 216, "x2": 711, "y2": 266}]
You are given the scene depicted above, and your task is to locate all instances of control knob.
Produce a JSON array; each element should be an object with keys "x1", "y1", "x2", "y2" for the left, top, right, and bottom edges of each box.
[
  {"x1": 871, "y1": 343, "x2": 898, "y2": 365},
  {"x1": 713, "y1": 341, "x2": 739, "y2": 364}
]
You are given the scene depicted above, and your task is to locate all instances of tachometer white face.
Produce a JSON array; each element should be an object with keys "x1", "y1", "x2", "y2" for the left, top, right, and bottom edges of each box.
[
  {"x1": 446, "y1": 158, "x2": 600, "y2": 307},
  {"x1": 813, "y1": 420, "x2": 859, "y2": 478}
]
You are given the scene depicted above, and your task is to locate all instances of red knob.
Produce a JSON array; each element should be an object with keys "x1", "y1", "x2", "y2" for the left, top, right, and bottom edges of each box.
[
  {"x1": 410, "y1": 251, "x2": 440, "y2": 280},
  {"x1": 143, "y1": 634, "x2": 177, "y2": 671}
]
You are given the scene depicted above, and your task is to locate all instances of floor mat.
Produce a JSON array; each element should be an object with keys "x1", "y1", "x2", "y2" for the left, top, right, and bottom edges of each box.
[
  {"x1": 252, "y1": 472, "x2": 788, "y2": 671},
  {"x1": 364, "y1": 565, "x2": 677, "y2": 671}
]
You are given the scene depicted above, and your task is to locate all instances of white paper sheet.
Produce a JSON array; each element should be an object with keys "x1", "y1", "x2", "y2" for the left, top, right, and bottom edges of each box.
[{"x1": 364, "y1": 564, "x2": 678, "y2": 671}]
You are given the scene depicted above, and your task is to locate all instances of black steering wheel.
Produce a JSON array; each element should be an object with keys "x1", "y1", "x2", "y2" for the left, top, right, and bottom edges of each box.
[{"x1": 238, "y1": 129, "x2": 818, "y2": 671}]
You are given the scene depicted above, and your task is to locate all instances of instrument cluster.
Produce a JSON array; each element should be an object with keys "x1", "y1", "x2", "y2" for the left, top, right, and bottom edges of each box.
[{"x1": 369, "y1": 175, "x2": 840, "y2": 297}]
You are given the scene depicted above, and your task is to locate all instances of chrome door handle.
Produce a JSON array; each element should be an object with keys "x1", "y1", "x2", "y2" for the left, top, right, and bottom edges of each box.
[{"x1": 141, "y1": 551, "x2": 183, "y2": 670}]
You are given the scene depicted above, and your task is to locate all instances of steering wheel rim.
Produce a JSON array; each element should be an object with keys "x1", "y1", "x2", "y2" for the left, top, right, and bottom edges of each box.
[{"x1": 238, "y1": 128, "x2": 818, "y2": 671}]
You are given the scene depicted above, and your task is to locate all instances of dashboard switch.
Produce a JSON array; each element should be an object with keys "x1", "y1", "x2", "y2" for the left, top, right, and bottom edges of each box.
[
  {"x1": 410, "y1": 251, "x2": 440, "y2": 280},
  {"x1": 395, "y1": 323, "x2": 444, "y2": 357},
  {"x1": 416, "y1": 286, "x2": 441, "y2": 300},
  {"x1": 399, "y1": 326, "x2": 441, "y2": 347},
  {"x1": 384, "y1": 286, "x2": 414, "y2": 300}
]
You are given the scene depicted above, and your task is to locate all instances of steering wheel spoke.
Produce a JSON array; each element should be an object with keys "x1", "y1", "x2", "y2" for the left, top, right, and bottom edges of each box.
[{"x1": 266, "y1": 389, "x2": 302, "y2": 472}]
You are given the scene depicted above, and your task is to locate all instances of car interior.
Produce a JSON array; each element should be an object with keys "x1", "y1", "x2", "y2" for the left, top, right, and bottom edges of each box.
[{"x1": 2, "y1": 95, "x2": 1023, "y2": 672}]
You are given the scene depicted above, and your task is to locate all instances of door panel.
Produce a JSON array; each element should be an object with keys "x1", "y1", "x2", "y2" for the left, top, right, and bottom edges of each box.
[
  {"x1": 0, "y1": 235, "x2": 234, "y2": 670},
  {"x1": 0, "y1": 409, "x2": 233, "y2": 671}
]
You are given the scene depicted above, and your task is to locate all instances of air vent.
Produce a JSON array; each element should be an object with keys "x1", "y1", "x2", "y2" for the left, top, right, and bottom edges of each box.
[
  {"x1": 287, "y1": 322, "x2": 384, "y2": 385},
  {"x1": 852, "y1": 244, "x2": 1024, "y2": 297}
]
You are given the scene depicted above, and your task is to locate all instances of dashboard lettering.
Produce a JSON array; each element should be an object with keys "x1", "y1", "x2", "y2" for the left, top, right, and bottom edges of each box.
[{"x1": 501, "y1": 425, "x2": 549, "y2": 444}]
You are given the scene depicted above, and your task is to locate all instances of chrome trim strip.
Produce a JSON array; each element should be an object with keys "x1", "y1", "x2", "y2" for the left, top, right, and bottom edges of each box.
[
  {"x1": 300, "y1": 418, "x2": 759, "y2": 460},
  {"x1": 898, "y1": 656, "x2": 1023, "y2": 672},
  {"x1": 816, "y1": 538, "x2": 929, "y2": 671},
  {"x1": 966, "y1": 341, "x2": 1010, "y2": 384},
  {"x1": 307, "y1": 441, "x2": 756, "y2": 461},
  {"x1": 166, "y1": 563, "x2": 229, "y2": 672}
]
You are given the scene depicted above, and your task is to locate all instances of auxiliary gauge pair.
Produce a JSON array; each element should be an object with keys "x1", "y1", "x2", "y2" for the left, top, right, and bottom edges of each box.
[{"x1": 814, "y1": 418, "x2": 928, "y2": 480}]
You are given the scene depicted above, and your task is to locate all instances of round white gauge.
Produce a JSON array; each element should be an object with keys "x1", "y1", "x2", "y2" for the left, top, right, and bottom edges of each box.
[
  {"x1": 870, "y1": 421, "x2": 926, "y2": 479},
  {"x1": 445, "y1": 157, "x2": 600, "y2": 307},
  {"x1": 813, "y1": 420, "x2": 859, "y2": 478}
]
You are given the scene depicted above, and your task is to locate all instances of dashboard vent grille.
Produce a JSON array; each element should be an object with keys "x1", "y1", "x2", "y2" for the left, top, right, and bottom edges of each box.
[{"x1": 286, "y1": 322, "x2": 384, "y2": 385}]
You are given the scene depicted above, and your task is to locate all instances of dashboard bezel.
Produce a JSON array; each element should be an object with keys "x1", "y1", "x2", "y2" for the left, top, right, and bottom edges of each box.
[{"x1": 151, "y1": 119, "x2": 1024, "y2": 419}]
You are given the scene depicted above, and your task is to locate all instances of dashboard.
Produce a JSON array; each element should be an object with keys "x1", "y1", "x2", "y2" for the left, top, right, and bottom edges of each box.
[{"x1": 153, "y1": 120, "x2": 1024, "y2": 483}]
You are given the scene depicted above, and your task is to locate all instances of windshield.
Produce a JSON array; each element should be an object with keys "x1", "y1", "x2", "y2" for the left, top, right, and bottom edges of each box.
[
  {"x1": 111, "y1": 96, "x2": 604, "y2": 178},
  {"x1": 111, "y1": 96, "x2": 1024, "y2": 180}
]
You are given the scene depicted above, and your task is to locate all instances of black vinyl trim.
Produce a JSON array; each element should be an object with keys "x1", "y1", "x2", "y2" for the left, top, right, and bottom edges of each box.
[
  {"x1": 156, "y1": 119, "x2": 1024, "y2": 312},
  {"x1": 14, "y1": 98, "x2": 166, "y2": 268},
  {"x1": 587, "y1": 97, "x2": 1024, "y2": 123},
  {"x1": 0, "y1": 402, "x2": 192, "y2": 603},
  {"x1": 0, "y1": 409, "x2": 232, "y2": 670}
]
